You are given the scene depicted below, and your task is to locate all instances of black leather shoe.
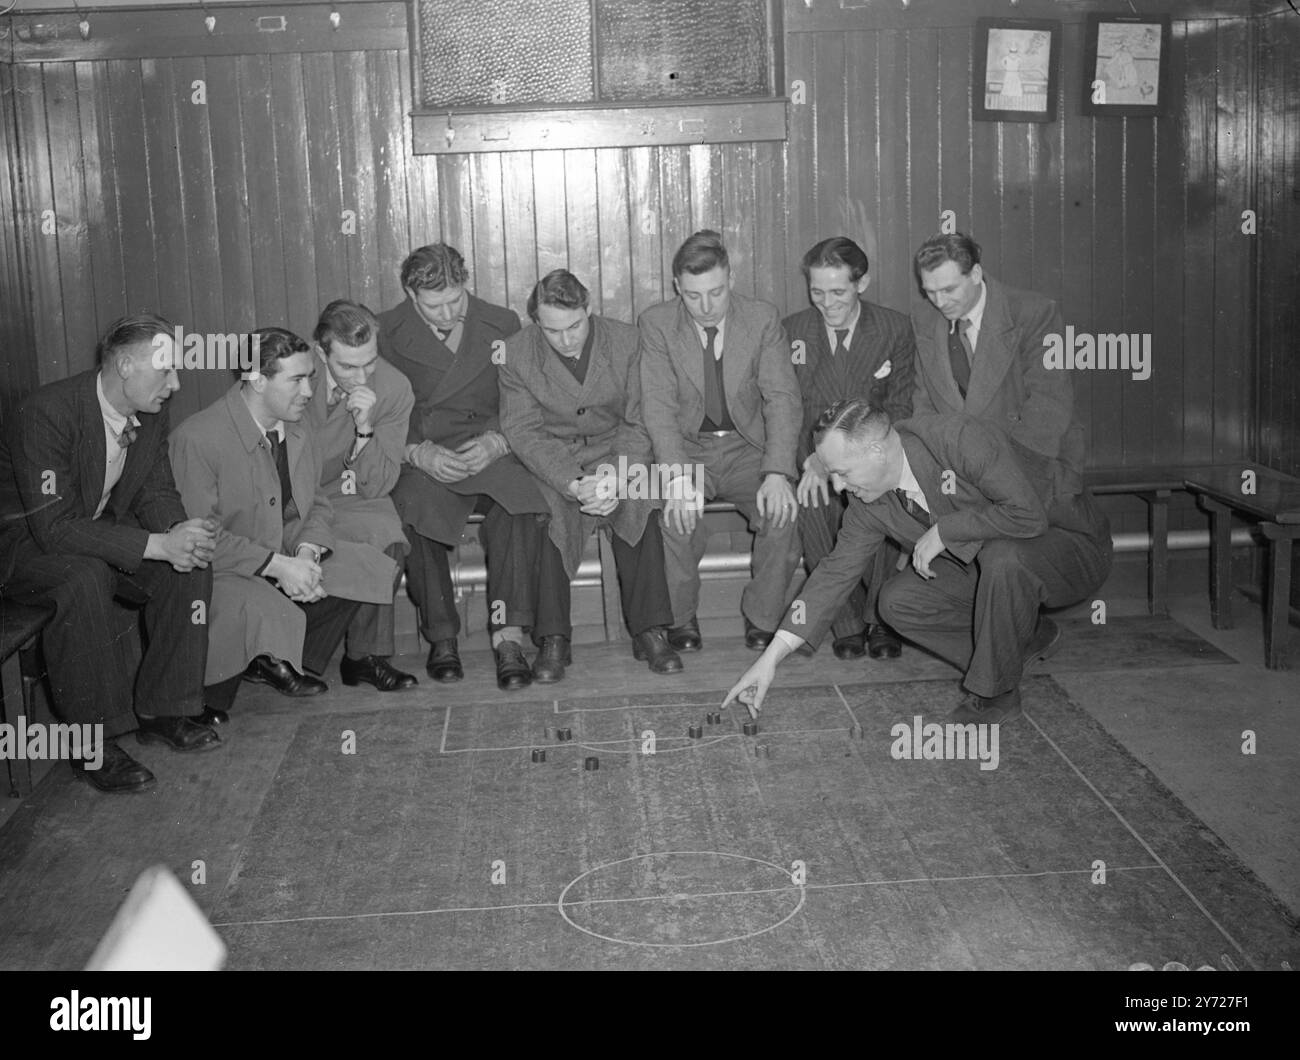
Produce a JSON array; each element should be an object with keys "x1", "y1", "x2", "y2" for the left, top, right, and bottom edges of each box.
[
  {"x1": 243, "y1": 655, "x2": 328, "y2": 696},
  {"x1": 952, "y1": 686, "x2": 1022, "y2": 724},
  {"x1": 532, "y1": 635, "x2": 571, "y2": 684},
  {"x1": 342, "y1": 654, "x2": 419, "y2": 691},
  {"x1": 1024, "y1": 616, "x2": 1062, "y2": 666},
  {"x1": 743, "y1": 617, "x2": 774, "y2": 651},
  {"x1": 197, "y1": 706, "x2": 229, "y2": 727},
  {"x1": 632, "y1": 627, "x2": 684, "y2": 674},
  {"x1": 77, "y1": 740, "x2": 156, "y2": 794},
  {"x1": 867, "y1": 624, "x2": 902, "y2": 659},
  {"x1": 832, "y1": 632, "x2": 867, "y2": 660},
  {"x1": 427, "y1": 639, "x2": 463, "y2": 683},
  {"x1": 495, "y1": 641, "x2": 533, "y2": 691},
  {"x1": 136, "y1": 715, "x2": 222, "y2": 753},
  {"x1": 666, "y1": 616, "x2": 702, "y2": 653}
]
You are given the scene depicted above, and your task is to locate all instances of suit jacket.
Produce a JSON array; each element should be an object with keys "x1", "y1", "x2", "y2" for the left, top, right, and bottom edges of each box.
[
  {"x1": 305, "y1": 353, "x2": 412, "y2": 555},
  {"x1": 638, "y1": 292, "x2": 801, "y2": 480},
  {"x1": 0, "y1": 369, "x2": 186, "y2": 585},
  {"x1": 498, "y1": 315, "x2": 657, "y2": 577},
  {"x1": 169, "y1": 385, "x2": 397, "y2": 682},
  {"x1": 779, "y1": 414, "x2": 1108, "y2": 647},
  {"x1": 380, "y1": 293, "x2": 547, "y2": 545},
  {"x1": 784, "y1": 298, "x2": 916, "y2": 467},
  {"x1": 910, "y1": 273, "x2": 1084, "y2": 495}
]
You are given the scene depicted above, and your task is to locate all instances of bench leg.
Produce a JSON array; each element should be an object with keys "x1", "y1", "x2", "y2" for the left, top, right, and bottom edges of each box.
[
  {"x1": 1139, "y1": 489, "x2": 1171, "y2": 616},
  {"x1": 1259, "y1": 524, "x2": 1297, "y2": 671},
  {"x1": 1198, "y1": 496, "x2": 1234, "y2": 629},
  {"x1": 596, "y1": 529, "x2": 628, "y2": 643}
]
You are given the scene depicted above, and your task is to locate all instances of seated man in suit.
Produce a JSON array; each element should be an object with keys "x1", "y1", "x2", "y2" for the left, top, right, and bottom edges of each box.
[
  {"x1": 787, "y1": 236, "x2": 915, "y2": 661},
  {"x1": 306, "y1": 299, "x2": 417, "y2": 692},
  {"x1": 724, "y1": 401, "x2": 1112, "y2": 724},
  {"x1": 639, "y1": 230, "x2": 802, "y2": 652},
  {"x1": 910, "y1": 232, "x2": 1084, "y2": 501},
  {"x1": 381, "y1": 243, "x2": 550, "y2": 691},
  {"x1": 0, "y1": 314, "x2": 220, "y2": 794},
  {"x1": 498, "y1": 269, "x2": 682, "y2": 682},
  {"x1": 169, "y1": 328, "x2": 399, "y2": 715}
]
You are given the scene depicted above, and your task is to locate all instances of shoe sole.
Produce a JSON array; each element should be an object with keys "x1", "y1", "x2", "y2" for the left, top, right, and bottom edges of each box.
[
  {"x1": 1025, "y1": 624, "x2": 1063, "y2": 666},
  {"x1": 531, "y1": 670, "x2": 566, "y2": 684},
  {"x1": 77, "y1": 771, "x2": 157, "y2": 794},
  {"x1": 427, "y1": 669, "x2": 463, "y2": 682},
  {"x1": 341, "y1": 675, "x2": 419, "y2": 692},
  {"x1": 135, "y1": 732, "x2": 223, "y2": 753},
  {"x1": 243, "y1": 673, "x2": 327, "y2": 696}
]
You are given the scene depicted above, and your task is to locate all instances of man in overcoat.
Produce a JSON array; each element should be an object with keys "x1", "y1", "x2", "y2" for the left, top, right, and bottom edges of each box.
[{"x1": 498, "y1": 269, "x2": 682, "y2": 682}]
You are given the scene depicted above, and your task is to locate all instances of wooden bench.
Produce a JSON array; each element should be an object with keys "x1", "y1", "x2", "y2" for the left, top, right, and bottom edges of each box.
[
  {"x1": 444, "y1": 465, "x2": 1296, "y2": 659},
  {"x1": 1182, "y1": 464, "x2": 1300, "y2": 670}
]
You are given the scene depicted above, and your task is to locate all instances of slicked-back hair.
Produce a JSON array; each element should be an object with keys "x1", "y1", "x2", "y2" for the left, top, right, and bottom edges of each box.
[
  {"x1": 801, "y1": 237, "x2": 870, "y2": 282},
  {"x1": 314, "y1": 299, "x2": 378, "y2": 354},
  {"x1": 672, "y1": 229, "x2": 729, "y2": 278},
  {"x1": 812, "y1": 398, "x2": 893, "y2": 448},
  {"x1": 249, "y1": 326, "x2": 311, "y2": 380},
  {"x1": 96, "y1": 312, "x2": 175, "y2": 367},
  {"x1": 527, "y1": 269, "x2": 590, "y2": 322},
  {"x1": 400, "y1": 243, "x2": 469, "y2": 292},
  {"x1": 914, "y1": 232, "x2": 982, "y2": 278}
]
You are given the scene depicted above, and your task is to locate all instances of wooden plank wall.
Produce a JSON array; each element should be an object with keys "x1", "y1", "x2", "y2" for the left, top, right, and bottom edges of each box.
[
  {"x1": 1255, "y1": 7, "x2": 1299, "y2": 480},
  {"x1": 0, "y1": 3, "x2": 786, "y2": 427},
  {"x1": 0, "y1": 0, "x2": 1278, "y2": 476},
  {"x1": 783, "y1": 3, "x2": 1257, "y2": 472}
]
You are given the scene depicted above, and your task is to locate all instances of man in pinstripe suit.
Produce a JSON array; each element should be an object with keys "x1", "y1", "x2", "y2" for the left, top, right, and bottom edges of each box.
[
  {"x1": 0, "y1": 315, "x2": 221, "y2": 794},
  {"x1": 786, "y1": 237, "x2": 916, "y2": 660}
]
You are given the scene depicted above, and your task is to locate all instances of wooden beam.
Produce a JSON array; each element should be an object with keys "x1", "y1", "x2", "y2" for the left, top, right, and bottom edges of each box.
[
  {"x1": 412, "y1": 100, "x2": 789, "y2": 155},
  {"x1": 6, "y1": 3, "x2": 406, "y2": 63},
  {"x1": 786, "y1": 0, "x2": 1281, "y2": 33}
]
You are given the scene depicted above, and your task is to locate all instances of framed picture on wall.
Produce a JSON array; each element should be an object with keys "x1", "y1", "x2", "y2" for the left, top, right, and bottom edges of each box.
[
  {"x1": 1083, "y1": 14, "x2": 1172, "y2": 116},
  {"x1": 973, "y1": 18, "x2": 1061, "y2": 123}
]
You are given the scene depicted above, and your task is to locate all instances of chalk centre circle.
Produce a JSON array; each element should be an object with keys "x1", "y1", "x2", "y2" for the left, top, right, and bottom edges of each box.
[{"x1": 557, "y1": 850, "x2": 805, "y2": 948}]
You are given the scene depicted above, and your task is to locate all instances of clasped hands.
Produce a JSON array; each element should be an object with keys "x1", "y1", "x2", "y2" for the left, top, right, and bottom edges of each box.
[
  {"x1": 151, "y1": 517, "x2": 219, "y2": 572},
  {"x1": 568, "y1": 471, "x2": 619, "y2": 517},
  {"x1": 266, "y1": 547, "x2": 328, "y2": 603},
  {"x1": 408, "y1": 431, "x2": 509, "y2": 483}
]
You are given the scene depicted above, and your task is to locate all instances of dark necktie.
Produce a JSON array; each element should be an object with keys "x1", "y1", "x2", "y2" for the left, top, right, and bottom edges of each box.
[
  {"x1": 435, "y1": 327, "x2": 451, "y2": 344},
  {"x1": 702, "y1": 326, "x2": 724, "y2": 426},
  {"x1": 267, "y1": 431, "x2": 296, "y2": 522},
  {"x1": 947, "y1": 318, "x2": 973, "y2": 399},
  {"x1": 328, "y1": 385, "x2": 344, "y2": 409},
  {"x1": 895, "y1": 488, "x2": 930, "y2": 526},
  {"x1": 833, "y1": 328, "x2": 849, "y2": 356},
  {"x1": 117, "y1": 423, "x2": 137, "y2": 448}
]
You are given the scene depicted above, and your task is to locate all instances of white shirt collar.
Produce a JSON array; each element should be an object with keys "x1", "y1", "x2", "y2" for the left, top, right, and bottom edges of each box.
[
  {"x1": 95, "y1": 375, "x2": 138, "y2": 437},
  {"x1": 826, "y1": 299, "x2": 862, "y2": 352},
  {"x1": 896, "y1": 451, "x2": 930, "y2": 512},
  {"x1": 955, "y1": 281, "x2": 988, "y2": 345}
]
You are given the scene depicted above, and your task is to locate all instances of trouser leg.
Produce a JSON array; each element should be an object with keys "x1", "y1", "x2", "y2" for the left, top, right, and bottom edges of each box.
[
  {"x1": 300, "y1": 596, "x2": 362, "y2": 675},
  {"x1": 611, "y1": 518, "x2": 674, "y2": 636},
  {"x1": 404, "y1": 526, "x2": 460, "y2": 642},
  {"x1": 344, "y1": 542, "x2": 404, "y2": 658},
  {"x1": 115, "y1": 560, "x2": 211, "y2": 717}
]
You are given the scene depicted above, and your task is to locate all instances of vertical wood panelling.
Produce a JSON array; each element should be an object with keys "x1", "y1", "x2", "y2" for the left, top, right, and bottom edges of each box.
[
  {"x1": 0, "y1": 63, "x2": 39, "y2": 420},
  {"x1": 1256, "y1": 11, "x2": 1299, "y2": 478},
  {"x1": 1151, "y1": 23, "x2": 1188, "y2": 466},
  {"x1": 0, "y1": 6, "x2": 1269, "y2": 490},
  {"x1": 595, "y1": 148, "x2": 631, "y2": 319}
]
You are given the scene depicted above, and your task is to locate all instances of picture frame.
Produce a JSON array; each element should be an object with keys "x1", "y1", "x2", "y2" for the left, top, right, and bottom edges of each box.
[
  {"x1": 973, "y1": 17, "x2": 1061, "y2": 123},
  {"x1": 1082, "y1": 13, "x2": 1172, "y2": 117}
]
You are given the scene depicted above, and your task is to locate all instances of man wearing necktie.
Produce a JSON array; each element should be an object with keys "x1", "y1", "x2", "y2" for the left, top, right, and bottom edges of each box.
[
  {"x1": 169, "y1": 328, "x2": 399, "y2": 714},
  {"x1": 723, "y1": 400, "x2": 1112, "y2": 724},
  {"x1": 306, "y1": 300, "x2": 418, "y2": 692},
  {"x1": 379, "y1": 244, "x2": 549, "y2": 691},
  {"x1": 785, "y1": 237, "x2": 916, "y2": 662},
  {"x1": 909, "y1": 233, "x2": 1085, "y2": 505},
  {"x1": 638, "y1": 231, "x2": 802, "y2": 653},
  {"x1": 0, "y1": 315, "x2": 221, "y2": 794}
]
